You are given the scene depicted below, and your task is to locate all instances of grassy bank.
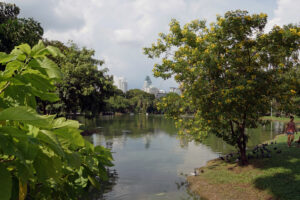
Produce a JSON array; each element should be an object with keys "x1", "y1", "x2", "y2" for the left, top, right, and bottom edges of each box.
[
  {"x1": 188, "y1": 133, "x2": 300, "y2": 200},
  {"x1": 262, "y1": 116, "x2": 300, "y2": 123}
]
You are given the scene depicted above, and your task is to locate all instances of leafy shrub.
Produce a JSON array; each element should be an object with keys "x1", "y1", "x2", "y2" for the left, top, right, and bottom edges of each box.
[{"x1": 0, "y1": 41, "x2": 113, "y2": 199}]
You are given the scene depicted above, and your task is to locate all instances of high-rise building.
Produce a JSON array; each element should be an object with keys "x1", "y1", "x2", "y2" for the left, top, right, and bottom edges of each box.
[
  {"x1": 113, "y1": 76, "x2": 128, "y2": 93},
  {"x1": 142, "y1": 76, "x2": 152, "y2": 91}
]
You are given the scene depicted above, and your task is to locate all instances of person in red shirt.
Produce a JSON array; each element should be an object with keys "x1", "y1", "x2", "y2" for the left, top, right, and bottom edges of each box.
[{"x1": 286, "y1": 116, "x2": 297, "y2": 147}]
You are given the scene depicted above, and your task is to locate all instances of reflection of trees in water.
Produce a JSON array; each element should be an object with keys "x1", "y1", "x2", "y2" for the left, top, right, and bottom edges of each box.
[
  {"x1": 178, "y1": 135, "x2": 189, "y2": 149},
  {"x1": 144, "y1": 134, "x2": 151, "y2": 149},
  {"x1": 79, "y1": 115, "x2": 178, "y2": 199},
  {"x1": 82, "y1": 116, "x2": 287, "y2": 156},
  {"x1": 79, "y1": 115, "x2": 177, "y2": 139}
]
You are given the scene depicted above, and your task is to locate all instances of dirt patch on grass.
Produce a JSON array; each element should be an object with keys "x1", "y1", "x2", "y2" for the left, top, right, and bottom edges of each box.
[
  {"x1": 204, "y1": 159, "x2": 264, "y2": 174},
  {"x1": 187, "y1": 175, "x2": 274, "y2": 200}
]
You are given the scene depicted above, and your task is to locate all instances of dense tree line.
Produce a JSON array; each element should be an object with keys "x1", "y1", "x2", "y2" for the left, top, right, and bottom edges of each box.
[{"x1": 105, "y1": 89, "x2": 160, "y2": 114}]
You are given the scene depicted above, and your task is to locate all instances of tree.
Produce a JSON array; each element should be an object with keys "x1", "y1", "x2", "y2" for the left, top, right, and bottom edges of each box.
[
  {"x1": 126, "y1": 89, "x2": 155, "y2": 113},
  {"x1": 144, "y1": 10, "x2": 299, "y2": 164},
  {"x1": 0, "y1": 41, "x2": 113, "y2": 199},
  {"x1": 39, "y1": 41, "x2": 115, "y2": 117},
  {"x1": 0, "y1": 2, "x2": 43, "y2": 53},
  {"x1": 0, "y1": 2, "x2": 19, "y2": 23},
  {"x1": 105, "y1": 89, "x2": 130, "y2": 113}
]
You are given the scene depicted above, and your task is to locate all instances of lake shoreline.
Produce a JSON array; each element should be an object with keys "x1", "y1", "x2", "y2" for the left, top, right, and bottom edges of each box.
[{"x1": 186, "y1": 132, "x2": 300, "y2": 200}]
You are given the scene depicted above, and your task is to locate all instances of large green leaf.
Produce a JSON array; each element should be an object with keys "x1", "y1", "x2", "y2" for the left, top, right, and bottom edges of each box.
[
  {"x1": 38, "y1": 130, "x2": 65, "y2": 157},
  {"x1": 19, "y1": 73, "x2": 55, "y2": 91},
  {"x1": 37, "y1": 57, "x2": 62, "y2": 79},
  {"x1": 46, "y1": 46, "x2": 64, "y2": 58},
  {"x1": 0, "y1": 106, "x2": 47, "y2": 121},
  {"x1": 16, "y1": 44, "x2": 31, "y2": 55},
  {"x1": 33, "y1": 152, "x2": 61, "y2": 182},
  {"x1": 2, "y1": 60, "x2": 23, "y2": 79},
  {"x1": 27, "y1": 59, "x2": 48, "y2": 77},
  {"x1": 0, "y1": 106, "x2": 55, "y2": 128},
  {"x1": 0, "y1": 53, "x2": 17, "y2": 64},
  {"x1": 31, "y1": 40, "x2": 46, "y2": 57},
  {"x1": 11, "y1": 48, "x2": 27, "y2": 62},
  {"x1": 53, "y1": 127, "x2": 85, "y2": 147},
  {"x1": 31, "y1": 88, "x2": 59, "y2": 102},
  {"x1": 3, "y1": 85, "x2": 29, "y2": 107},
  {"x1": 52, "y1": 117, "x2": 80, "y2": 129},
  {"x1": 0, "y1": 165, "x2": 12, "y2": 200}
]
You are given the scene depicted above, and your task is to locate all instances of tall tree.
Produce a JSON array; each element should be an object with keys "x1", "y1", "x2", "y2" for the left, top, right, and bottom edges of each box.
[
  {"x1": 0, "y1": 2, "x2": 43, "y2": 53},
  {"x1": 144, "y1": 10, "x2": 299, "y2": 164},
  {"x1": 39, "y1": 41, "x2": 114, "y2": 116}
]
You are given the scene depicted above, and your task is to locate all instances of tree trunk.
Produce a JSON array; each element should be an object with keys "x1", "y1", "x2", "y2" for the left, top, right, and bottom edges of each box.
[
  {"x1": 239, "y1": 144, "x2": 248, "y2": 165},
  {"x1": 237, "y1": 126, "x2": 248, "y2": 165}
]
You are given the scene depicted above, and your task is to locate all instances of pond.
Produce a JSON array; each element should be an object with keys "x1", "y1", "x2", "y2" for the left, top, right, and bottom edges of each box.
[{"x1": 78, "y1": 115, "x2": 285, "y2": 200}]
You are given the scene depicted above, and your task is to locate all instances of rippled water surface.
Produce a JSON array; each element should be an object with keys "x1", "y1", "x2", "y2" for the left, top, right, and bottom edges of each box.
[{"x1": 78, "y1": 115, "x2": 285, "y2": 200}]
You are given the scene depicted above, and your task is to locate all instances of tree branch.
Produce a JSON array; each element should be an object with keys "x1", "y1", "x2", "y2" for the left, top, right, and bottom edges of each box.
[{"x1": 0, "y1": 81, "x2": 10, "y2": 95}]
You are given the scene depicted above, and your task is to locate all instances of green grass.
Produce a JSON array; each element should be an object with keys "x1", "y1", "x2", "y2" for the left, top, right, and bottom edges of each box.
[
  {"x1": 262, "y1": 115, "x2": 300, "y2": 123},
  {"x1": 189, "y1": 133, "x2": 300, "y2": 200}
]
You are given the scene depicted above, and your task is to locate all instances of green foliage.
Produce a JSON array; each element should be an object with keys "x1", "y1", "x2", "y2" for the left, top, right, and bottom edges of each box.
[
  {"x1": 0, "y1": 2, "x2": 19, "y2": 23},
  {"x1": 105, "y1": 89, "x2": 129, "y2": 113},
  {"x1": 0, "y1": 42, "x2": 113, "y2": 199},
  {"x1": 0, "y1": 2, "x2": 43, "y2": 53},
  {"x1": 104, "y1": 88, "x2": 161, "y2": 114},
  {"x1": 38, "y1": 41, "x2": 115, "y2": 117},
  {"x1": 126, "y1": 89, "x2": 156, "y2": 113},
  {"x1": 144, "y1": 10, "x2": 300, "y2": 164}
]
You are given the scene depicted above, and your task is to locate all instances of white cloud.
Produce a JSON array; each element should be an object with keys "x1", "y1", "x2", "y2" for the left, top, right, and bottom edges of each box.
[
  {"x1": 5, "y1": 0, "x2": 294, "y2": 90},
  {"x1": 113, "y1": 29, "x2": 143, "y2": 45},
  {"x1": 266, "y1": 0, "x2": 300, "y2": 31}
]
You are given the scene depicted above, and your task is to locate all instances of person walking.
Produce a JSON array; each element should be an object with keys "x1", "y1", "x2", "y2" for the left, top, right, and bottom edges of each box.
[{"x1": 286, "y1": 116, "x2": 297, "y2": 147}]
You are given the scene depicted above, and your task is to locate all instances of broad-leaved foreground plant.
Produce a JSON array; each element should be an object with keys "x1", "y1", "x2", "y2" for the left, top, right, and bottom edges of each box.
[
  {"x1": 0, "y1": 41, "x2": 113, "y2": 199},
  {"x1": 144, "y1": 10, "x2": 299, "y2": 165}
]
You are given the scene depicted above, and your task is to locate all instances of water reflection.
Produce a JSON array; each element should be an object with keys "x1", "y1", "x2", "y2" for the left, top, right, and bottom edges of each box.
[{"x1": 79, "y1": 115, "x2": 286, "y2": 200}]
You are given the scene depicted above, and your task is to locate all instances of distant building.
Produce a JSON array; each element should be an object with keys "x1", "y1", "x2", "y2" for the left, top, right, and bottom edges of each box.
[
  {"x1": 156, "y1": 89, "x2": 167, "y2": 99},
  {"x1": 114, "y1": 76, "x2": 128, "y2": 93},
  {"x1": 142, "y1": 76, "x2": 152, "y2": 91},
  {"x1": 169, "y1": 87, "x2": 181, "y2": 95},
  {"x1": 142, "y1": 76, "x2": 179, "y2": 98},
  {"x1": 142, "y1": 76, "x2": 160, "y2": 96}
]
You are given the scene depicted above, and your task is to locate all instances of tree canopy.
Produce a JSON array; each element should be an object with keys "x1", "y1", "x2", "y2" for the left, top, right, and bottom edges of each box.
[
  {"x1": 144, "y1": 10, "x2": 300, "y2": 164},
  {"x1": 0, "y1": 2, "x2": 43, "y2": 53},
  {"x1": 38, "y1": 41, "x2": 115, "y2": 117}
]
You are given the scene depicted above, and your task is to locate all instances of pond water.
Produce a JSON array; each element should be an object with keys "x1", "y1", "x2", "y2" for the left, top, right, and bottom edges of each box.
[{"x1": 78, "y1": 115, "x2": 285, "y2": 200}]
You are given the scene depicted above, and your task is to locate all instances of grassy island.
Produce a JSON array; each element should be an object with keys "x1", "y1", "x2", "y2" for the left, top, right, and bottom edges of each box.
[{"x1": 188, "y1": 133, "x2": 300, "y2": 200}]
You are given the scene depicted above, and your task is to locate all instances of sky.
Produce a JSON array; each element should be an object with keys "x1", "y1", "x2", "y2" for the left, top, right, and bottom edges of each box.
[{"x1": 4, "y1": 0, "x2": 300, "y2": 90}]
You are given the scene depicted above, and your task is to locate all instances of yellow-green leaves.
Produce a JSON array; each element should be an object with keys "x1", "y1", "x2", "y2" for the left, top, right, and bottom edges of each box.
[{"x1": 144, "y1": 10, "x2": 299, "y2": 151}]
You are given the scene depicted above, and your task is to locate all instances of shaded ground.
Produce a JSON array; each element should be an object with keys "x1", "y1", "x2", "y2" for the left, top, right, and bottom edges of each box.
[{"x1": 187, "y1": 133, "x2": 300, "y2": 200}]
